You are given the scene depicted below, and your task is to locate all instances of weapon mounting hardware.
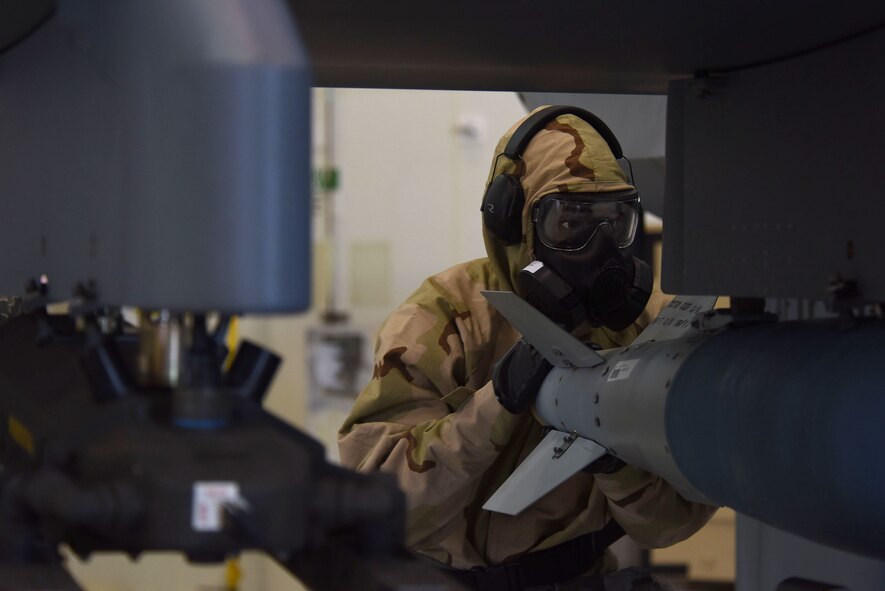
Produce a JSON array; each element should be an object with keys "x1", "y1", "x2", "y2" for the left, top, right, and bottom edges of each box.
[{"x1": 552, "y1": 431, "x2": 578, "y2": 459}]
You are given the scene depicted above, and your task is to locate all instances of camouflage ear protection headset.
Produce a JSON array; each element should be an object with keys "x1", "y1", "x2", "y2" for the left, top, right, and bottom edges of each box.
[{"x1": 480, "y1": 105, "x2": 626, "y2": 245}]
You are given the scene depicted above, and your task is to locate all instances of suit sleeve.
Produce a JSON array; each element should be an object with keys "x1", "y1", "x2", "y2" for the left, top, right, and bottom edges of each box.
[
  {"x1": 593, "y1": 466, "x2": 717, "y2": 547},
  {"x1": 338, "y1": 289, "x2": 520, "y2": 548}
]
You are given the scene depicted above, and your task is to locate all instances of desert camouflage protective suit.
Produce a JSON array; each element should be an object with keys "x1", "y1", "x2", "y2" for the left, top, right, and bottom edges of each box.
[{"x1": 338, "y1": 109, "x2": 716, "y2": 573}]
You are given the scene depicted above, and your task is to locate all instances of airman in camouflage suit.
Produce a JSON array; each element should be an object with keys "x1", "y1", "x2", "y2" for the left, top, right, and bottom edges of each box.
[{"x1": 338, "y1": 108, "x2": 715, "y2": 578}]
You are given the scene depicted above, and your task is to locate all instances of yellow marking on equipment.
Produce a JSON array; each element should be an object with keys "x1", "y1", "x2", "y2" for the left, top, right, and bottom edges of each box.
[
  {"x1": 224, "y1": 555, "x2": 242, "y2": 590},
  {"x1": 224, "y1": 316, "x2": 239, "y2": 371},
  {"x1": 8, "y1": 416, "x2": 35, "y2": 456}
]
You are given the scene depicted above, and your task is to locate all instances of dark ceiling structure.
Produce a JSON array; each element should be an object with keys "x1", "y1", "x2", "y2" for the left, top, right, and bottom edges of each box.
[{"x1": 289, "y1": 1, "x2": 885, "y2": 93}]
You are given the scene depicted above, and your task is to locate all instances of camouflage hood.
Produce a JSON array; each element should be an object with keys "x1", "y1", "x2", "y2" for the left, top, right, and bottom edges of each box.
[{"x1": 482, "y1": 106, "x2": 635, "y2": 293}]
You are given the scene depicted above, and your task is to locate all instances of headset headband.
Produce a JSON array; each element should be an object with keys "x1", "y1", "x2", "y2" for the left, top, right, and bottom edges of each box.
[{"x1": 502, "y1": 105, "x2": 624, "y2": 160}]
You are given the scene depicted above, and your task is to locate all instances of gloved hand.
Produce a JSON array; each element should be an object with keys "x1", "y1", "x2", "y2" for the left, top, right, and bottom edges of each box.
[{"x1": 492, "y1": 339, "x2": 553, "y2": 414}]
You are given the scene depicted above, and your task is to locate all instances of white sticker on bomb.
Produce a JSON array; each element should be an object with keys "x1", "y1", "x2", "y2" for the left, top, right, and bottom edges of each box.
[{"x1": 607, "y1": 359, "x2": 639, "y2": 382}]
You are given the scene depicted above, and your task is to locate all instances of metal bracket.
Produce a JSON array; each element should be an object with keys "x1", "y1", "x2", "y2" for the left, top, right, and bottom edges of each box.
[{"x1": 552, "y1": 432, "x2": 577, "y2": 459}]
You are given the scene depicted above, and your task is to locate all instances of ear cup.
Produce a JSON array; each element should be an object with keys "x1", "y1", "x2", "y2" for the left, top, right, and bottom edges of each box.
[{"x1": 482, "y1": 174, "x2": 525, "y2": 245}]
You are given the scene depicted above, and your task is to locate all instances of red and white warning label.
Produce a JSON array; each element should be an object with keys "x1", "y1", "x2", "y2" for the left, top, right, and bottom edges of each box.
[{"x1": 192, "y1": 481, "x2": 241, "y2": 532}]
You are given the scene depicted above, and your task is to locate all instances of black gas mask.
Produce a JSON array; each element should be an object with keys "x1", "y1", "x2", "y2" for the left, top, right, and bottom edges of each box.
[{"x1": 517, "y1": 191, "x2": 652, "y2": 332}]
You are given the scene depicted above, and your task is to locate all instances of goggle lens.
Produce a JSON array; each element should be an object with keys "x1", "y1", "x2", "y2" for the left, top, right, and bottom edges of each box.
[{"x1": 534, "y1": 194, "x2": 640, "y2": 251}]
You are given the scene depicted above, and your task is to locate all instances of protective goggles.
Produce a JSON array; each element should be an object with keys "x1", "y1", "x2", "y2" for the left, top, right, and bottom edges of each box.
[{"x1": 532, "y1": 191, "x2": 641, "y2": 251}]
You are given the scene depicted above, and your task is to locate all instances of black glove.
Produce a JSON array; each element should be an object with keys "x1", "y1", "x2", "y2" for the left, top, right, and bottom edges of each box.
[
  {"x1": 583, "y1": 453, "x2": 627, "y2": 475},
  {"x1": 492, "y1": 339, "x2": 553, "y2": 414}
]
